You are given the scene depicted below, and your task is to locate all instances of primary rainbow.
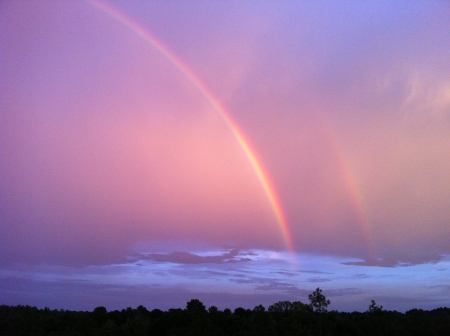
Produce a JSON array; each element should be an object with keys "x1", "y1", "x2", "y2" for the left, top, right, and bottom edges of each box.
[{"x1": 89, "y1": 0, "x2": 296, "y2": 257}]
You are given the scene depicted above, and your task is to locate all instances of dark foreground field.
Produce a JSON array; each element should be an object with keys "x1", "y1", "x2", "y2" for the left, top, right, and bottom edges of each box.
[{"x1": 1, "y1": 301, "x2": 449, "y2": 336}]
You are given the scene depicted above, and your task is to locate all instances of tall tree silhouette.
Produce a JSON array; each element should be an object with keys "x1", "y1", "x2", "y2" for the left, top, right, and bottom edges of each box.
[
  {"x1": 308, "y1": 288, "x2": 330, "y2": 336},
  {"x1": 308, "y1": 287, "x2": 330, "y2": 313}
]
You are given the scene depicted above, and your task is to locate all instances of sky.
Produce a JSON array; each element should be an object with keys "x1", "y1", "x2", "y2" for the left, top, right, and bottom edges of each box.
[{"x1": 0, "y1": 0, "x2": 449, "y2": 313}]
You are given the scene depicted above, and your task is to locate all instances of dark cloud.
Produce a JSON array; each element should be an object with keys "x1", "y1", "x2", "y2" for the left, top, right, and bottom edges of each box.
[
  {"x1": 230, "y1": 275, "x2": 293, "y2": 288},
  {"x1": 207, "y1": 270, "x2": 249, "y2": 278},
  {"x1": 326, "y1": 288, "x2": 366, "y2": 297},
  {"x1": 254, "y1": 282, "x2": 298, "y2": 292},
  {"x1": 134, "y1": 249, "x2": 251, "y2": 264},
  {"x1": 307, "y1": 278, "x2": 332, "y2": 283},
  {"x1": 299, "y1": 270, "x2": 334, "y2": 275},
  {"x1": 272, "y1": 271, "x2": 297, "y2": 277},
  {"x1": 229, "y1": 275, "x2": 310, "y2": 297}
]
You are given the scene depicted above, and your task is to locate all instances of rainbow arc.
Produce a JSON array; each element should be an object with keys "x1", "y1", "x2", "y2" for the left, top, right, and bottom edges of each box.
[{"x1": 89, "y1": 0, "x2": 296, "y2": 259}]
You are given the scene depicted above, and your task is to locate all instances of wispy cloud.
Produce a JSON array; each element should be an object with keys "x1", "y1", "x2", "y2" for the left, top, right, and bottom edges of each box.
[{"x1": 342, "y1": 253, "x2": 444, "y2": 268}]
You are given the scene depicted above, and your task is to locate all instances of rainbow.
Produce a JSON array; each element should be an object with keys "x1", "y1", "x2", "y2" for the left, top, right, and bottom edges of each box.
[
  {"x1": 321, "y1": 119, "x2": 376, "y2": 261},
  {"x1": 89, "y1": 0, "x2": 296, "y2": 257}
]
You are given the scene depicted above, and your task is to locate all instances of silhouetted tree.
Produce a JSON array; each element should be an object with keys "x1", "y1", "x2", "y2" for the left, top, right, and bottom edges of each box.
[
  {"x1": 253, "y1": 304, "x2": 265, "y2": 313},
  {"x1": 208, "y1": 306, "x2": 218, "y2": 315},
  {"x1": 234, "y1": 307, "x2": 250, "y2": 317},
  {"x1": 186, "y1": 299, "x2": 206, "y2": 314},
  {"x1": 92, "y1": 306, "x2": 108, "y2": 326},
  {"x1": 308, "y1": 288, "x2": 330, "y2": 336},
  {"x1": 368, "y1": 300, "x2": 383, "y2": 313},
  {"x1": 308, "y1": 287, "x2": 330, "y2": 313},
  {"x1": 268, "y1": 301, "x2": 293, "y2": 313},
  {"x1": 185, "y1": 299, "x2": 209, "y2": 336},
  {"x1": 291, "y1": 300, "x2": 311, "y2": 312},
  {"x1": 1, "y1": 302, "x2": 450, "y2": 336}
]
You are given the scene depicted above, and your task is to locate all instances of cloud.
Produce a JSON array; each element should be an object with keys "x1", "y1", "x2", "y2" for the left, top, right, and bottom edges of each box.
[
  {"x1": 342, "y1": 253, "x2": 444, "y2": 268},
  {"x1": 134, "y1": 249, "x2": 252, "y2": 265},
  {"x1": 227, "y1": 271, "x2": 317, "y2": 297},
  {"x1": 300, "y1": 270, "x2": 334, "y2": 275},
  {"x1": 272, "y1": 271, "x2": 297, "y2": 277},
  {"x1": 254, "y1": 282, "x2": 298, "y2": 292},
  {"x1": 327, "y1": 288, "x2": 366, "y2": 297},
  {"x1": 307, "y1": 278, "x2": 332, "y2": 283}
]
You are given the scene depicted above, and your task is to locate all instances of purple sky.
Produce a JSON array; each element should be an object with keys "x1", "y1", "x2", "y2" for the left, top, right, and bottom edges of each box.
[{"x1": 1, "y1": 0, "x2": 449, "y2": 312}]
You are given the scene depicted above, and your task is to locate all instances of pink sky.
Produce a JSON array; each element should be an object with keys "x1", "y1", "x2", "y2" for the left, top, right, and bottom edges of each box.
[{"x1": 1, "y1": 0, "x2": 449, "y2": 312}]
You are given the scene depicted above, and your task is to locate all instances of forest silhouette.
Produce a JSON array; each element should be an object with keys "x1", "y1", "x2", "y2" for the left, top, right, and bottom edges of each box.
[{"x1": 1, "y1": 288, "x2": 449, "y2": 335}]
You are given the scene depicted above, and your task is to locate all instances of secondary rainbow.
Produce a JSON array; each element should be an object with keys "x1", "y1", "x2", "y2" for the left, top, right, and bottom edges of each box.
[
  {"x1": 321, "y1": 119, "x2": 376, "y2": 262},
  {"x1": 89, "y1": 0, "x2": 296, "y2": 257}
]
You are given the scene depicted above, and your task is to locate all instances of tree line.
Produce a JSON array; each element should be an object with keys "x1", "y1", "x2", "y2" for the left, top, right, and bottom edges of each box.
[{"x1": 0, "y1": 288, "x2": 448, "y2": 336}]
